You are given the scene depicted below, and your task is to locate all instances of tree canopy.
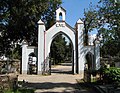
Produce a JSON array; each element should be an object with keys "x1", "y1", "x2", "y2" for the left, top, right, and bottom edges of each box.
[
  {"x1": 0, "y1": 0, "x2": 62, "y2": 57},
  {"x1": 50, "y1": 34, "x2": 72, "y2": 65},
  {"x1": 98, "y1": 0, "x2": 120, "y2": 57},
  {"x1": 83, "y1": 0, "x2": 120, "y2": 57}
]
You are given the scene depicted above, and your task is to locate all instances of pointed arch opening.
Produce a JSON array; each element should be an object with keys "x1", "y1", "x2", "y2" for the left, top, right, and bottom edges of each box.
[{"x1": 49, "y1": 31, "x2": 74, "y2": 74}]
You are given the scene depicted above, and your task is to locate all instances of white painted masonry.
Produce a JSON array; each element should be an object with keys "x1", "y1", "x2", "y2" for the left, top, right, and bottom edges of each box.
[{"x1": 21, "y1": 7, "x2": 100, "y2": 75}]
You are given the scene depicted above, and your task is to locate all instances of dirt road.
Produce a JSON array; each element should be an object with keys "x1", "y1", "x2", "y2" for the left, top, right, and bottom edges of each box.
[{"x1": 18, "y1": 64, "x2": 96, "y2": 93}]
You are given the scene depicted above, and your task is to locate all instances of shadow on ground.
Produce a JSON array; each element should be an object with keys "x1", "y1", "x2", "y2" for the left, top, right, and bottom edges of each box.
[
  {"x1": 60, "y1": 63, "x2": 72, "y2": 66},
  {"x1": 51, "y1": 63, "x2": 73, "y2": 75},
  {"x1": 51, "y1": 69, "x2": 73, "y2": 74},
  {"x1": 23, "y1": 82, "x2": 91, "y2": 93}
]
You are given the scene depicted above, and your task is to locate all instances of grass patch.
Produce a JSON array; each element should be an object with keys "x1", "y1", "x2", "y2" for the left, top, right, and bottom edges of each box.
[{"x1": 1, "y1": 88, "x2": 35, "y2": 93}]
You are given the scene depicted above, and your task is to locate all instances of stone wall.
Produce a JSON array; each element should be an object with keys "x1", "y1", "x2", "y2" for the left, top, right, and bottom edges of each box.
[
  {"x1": 0, "y1": 74, "x2": 18, "y2": 91},
  {"x1": 0, "y1": 59, "x2": 20, "y2": 74}
]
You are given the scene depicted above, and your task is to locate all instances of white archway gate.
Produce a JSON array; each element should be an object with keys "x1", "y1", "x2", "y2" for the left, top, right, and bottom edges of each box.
[
  {"x1": 22, "y1": 7, "x2": 100, "y2": 75},
  {"x1": 44, "y1": 23, "x2": 76, "y2": 74},
  {"x1": 47, "y1": 31, "x2": 75, "y2": 74},
  {"x1": 38, "y1": 7, "x2": 78, "y2": 74}
]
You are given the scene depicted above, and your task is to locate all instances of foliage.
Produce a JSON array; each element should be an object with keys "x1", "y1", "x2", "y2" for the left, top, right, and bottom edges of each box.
[
  {"x1": 2, "y1": 88, "x2": 35, "y2": 93},
  {"x1": 82, "y1": 3, "x2": 99, "y2": 46},
  {"x1": 11, "y1": 44, "x2": 22, "y2": 59},
  {"x1": 50, "y1": 34, "x2": 72, "y2": 65},
  {"x1": 103, "y1": 67, "x2": 120, "y2": 84},
  {"x1": 0, "y1": 0, "x2": 62, "y2": 57},
  {"x1": 98, "y1": 0, "x2": 120, "y2": 57},
  {"x1": 83, "y1": 0, "x2": 120, "y2": 57}
]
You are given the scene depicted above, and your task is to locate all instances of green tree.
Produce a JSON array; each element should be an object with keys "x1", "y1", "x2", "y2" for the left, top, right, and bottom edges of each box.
[
  {"x1": 65, "y1": 42, "x2": 72, "y2": 61},
  {"x1": 98, "y1": 0, "x2": 120, "y2": 57},
  {"x1": 82, "y1": 3, "x2": 99, "y2": 46},
  {"x1": 50, "y1": 34, "x2": 72, "y2": 65},
  {"x1": 83, "y1": 0, "x2": 120, "y2": 57},
  {"x1": 0, "y1": 0, "x2": 62, "y2": 57}
]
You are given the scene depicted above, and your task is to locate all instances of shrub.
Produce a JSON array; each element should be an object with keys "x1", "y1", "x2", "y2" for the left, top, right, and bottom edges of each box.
[
  {"x1": 3, "y1": 88, "x2": 35, "y2": 93},
  {"x1": 103, "y1": 67, "x2": 120, "y2": 84}
]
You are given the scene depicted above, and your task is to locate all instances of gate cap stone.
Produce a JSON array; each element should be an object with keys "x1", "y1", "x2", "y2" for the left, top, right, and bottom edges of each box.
[
  {"x1": 38, "y1": 19, "x2": 44, "y2": 25},
  {"x1": 77, "y1": 19, "x2": 83, "y2": 24}
]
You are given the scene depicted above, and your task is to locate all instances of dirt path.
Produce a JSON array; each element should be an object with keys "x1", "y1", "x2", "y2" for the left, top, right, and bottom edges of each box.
[{"x1": 18, "y1": 64, "x2": 95, "y2": 93}]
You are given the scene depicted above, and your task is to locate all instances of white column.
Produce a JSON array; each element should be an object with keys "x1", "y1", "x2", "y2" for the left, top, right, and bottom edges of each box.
[
  {"x1": 38, "y1": 20, "x2": 45, "y2": 74},
  {"x1": 22, "y1": 40, "x2": 28, "y2": 74},
  {"x1": 76, "y1": 19, "x2": 84, "y2": 74}
]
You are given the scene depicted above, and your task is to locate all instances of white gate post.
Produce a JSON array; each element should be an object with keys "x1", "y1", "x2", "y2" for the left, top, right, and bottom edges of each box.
[
  {"x1": 76, "y1": 19, "x2": 84, "y2": 75},
  {"x1": 38, "y1": 20, "x2": 46, "y2": 74},
  {"x1": 22, "y1": 40, "x2": 28, "y2": 74}
]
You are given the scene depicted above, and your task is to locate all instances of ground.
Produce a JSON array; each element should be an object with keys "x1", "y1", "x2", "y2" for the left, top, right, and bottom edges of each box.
[{"x1": 18, "y1": 63, "x2": 96, "y2": 93}]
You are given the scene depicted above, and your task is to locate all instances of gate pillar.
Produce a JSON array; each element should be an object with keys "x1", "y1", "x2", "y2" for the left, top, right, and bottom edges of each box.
[
  {"x1": 22, "y1": 40, "x2": 28, "y2": 74},
  {"x1": 38, "y1": 20, "x2": 46, "y2": 74},
  {"x1": 76, "y1": 19, "x2": 84, "y2": 75}
]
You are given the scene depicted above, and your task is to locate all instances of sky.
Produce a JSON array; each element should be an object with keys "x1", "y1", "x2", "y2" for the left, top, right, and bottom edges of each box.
[{"x1": 61, "y1": 0, "x2": 99, "y2": 27}]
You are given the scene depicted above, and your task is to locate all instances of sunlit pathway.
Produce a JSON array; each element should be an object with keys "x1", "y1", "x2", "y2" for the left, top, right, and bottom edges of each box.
[{"x1": 18, "y1": 64, "x2": 96, "y2": 93}]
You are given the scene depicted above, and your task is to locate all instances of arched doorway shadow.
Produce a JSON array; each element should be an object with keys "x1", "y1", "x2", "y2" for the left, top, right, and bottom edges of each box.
[{"x1": 49, "y1": 32, "x2": 74, "y2": 75}]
